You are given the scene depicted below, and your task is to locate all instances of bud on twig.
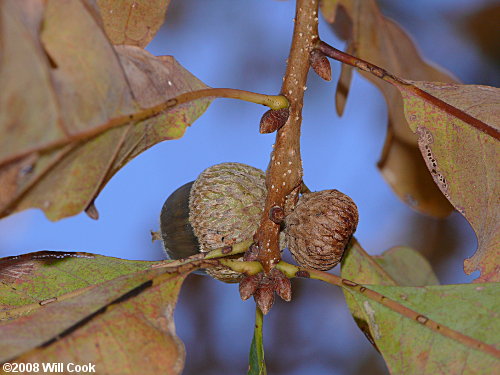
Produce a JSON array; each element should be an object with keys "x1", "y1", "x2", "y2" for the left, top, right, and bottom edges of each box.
[
  {"x1": 241, "y1": 269, "x2": 292, "y2": 313},
  {"x1": 310, "y1": 49, "x2": 332, "y2": 81},
  {"x1": 271, "y1": 269, "x2": 292, "y2": 302},
  {"x1": 254, "y1": 279, "x2": 275, "y2": 315},
  {"x1": 244, "y1": 243, "x2": 260, "y2": 261},
  {"x1": 269, "y1": 206, "x2": 285, "y2": 224},
  {"x1": 239, "y1": 274, "x2": 261, "y2": 301},
  {"x1": 259, "y1": 108, "x2": 289, "y2": 134}
]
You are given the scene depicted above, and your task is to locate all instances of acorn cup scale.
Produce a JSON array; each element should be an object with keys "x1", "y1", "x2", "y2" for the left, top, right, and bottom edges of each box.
[
  {"x1": 284, "y1": 189, "x2": 359, "y2": 271},
  {"x1": 159, "y1": 162, "x2": 267, "y2": 283}
]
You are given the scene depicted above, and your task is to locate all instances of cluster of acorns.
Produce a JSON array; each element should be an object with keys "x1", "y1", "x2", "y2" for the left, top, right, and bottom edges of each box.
[{"x1": 158, "y1": 163, "x2": 358, "y2": 282}]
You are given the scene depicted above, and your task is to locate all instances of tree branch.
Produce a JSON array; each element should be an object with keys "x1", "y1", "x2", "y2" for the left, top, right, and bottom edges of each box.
[
  {"x1": 317, "y1": 41, "x2": 500, "y2": 140},
  {"x1": 255, "y1": 0, "x2": 320, "y2": 273}
]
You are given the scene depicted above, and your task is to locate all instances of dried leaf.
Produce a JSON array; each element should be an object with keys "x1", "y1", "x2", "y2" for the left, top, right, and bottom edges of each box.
[
  {"x1": 465, "y1": 3, "x2": 500, "y2": 68},
  {"x1": 317, "y1": 40, "x2": 499, "y2": 280},
  {"x1": 335, "y1": 43, "x2": 354, "y2": 117},
  {"x1": 321, "y1": 0, "x2": 454, "y2": 217},
  {"x1": 0, "y1": 0, "x2": 211, "y2": 221},
  {"x1": 84, "y1": 200, "x2": 99, "y2": 220},
  {"x1": 96, "y1": 0, "x2": 171, "y2": 47},
  {"x1": 394, "y1": 81, "x2": 500, "y2": 281},
  {"x1": 0, "y1": 251, "x2": 193, "y2": 374}
]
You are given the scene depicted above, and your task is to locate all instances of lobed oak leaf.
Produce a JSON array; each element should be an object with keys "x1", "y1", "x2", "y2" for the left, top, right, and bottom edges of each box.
[
  {"x1": 344, "y1": 282, "x2": 500, "y2": 374},
  {"x1": 0, "y1": 0, "x2": 211, "y2": 221},
  {"x1": 0, "y1": 251, "x2": 198, "y2": 374},
  {"x1": 393, "y1": 81, "x2": 500, "y2": 282},
  {"x1": 340, "y1": 241, "x2": 500, "y2": 373},
  {"x1": 96, "y1": 0, "x2": 171, "y2": 48}
]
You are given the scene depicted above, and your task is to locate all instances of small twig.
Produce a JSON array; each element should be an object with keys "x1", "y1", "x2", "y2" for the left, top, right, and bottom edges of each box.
[
  {"x1": 1, "y1": 89, "x2": 289, "y2": 167},
  {"x1": 219, "y1": 259, "x2": 263, "y2": 276},
  {"x1": 271, "y1": 261, "x2": 500, "y2": 359},
  {"x1": 317, "y1": 41, "x2": 500, "y2": 140},
  {"x1": 151, "y1": 240, "x2": 253, "y2": 269}
]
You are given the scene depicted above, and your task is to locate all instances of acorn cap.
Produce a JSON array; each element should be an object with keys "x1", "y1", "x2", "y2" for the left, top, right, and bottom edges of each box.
[
  {"x1": 189, "y1": 162, "x2": 267, "y2": 251},
  {"x1": 190, "y1": 162, "x2": 267, "y2": 282},
  {"x1": 284, "y1": 189, "x2": 358, "y2": 271}
]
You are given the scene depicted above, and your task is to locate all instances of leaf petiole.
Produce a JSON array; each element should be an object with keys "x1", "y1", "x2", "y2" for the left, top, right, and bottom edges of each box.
[
  {"x1": 166, "y1": 88, "x2": 289, "y2": 111},
  {"x1": 151, "y1": 239, "x2": 253, "y2": 269},
  {"x1": 248, "y1": 306, "x2": 267, "y2": 375}
]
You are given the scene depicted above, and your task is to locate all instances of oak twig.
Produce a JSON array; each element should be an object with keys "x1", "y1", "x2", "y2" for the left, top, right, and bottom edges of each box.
[
  {"x1": 151, "y1": 240, "x2": 253, "y2": 269},
  {"x1": 254, "y1": 0, "x2": 320, "y2": 274},
  {"x1": 317, "y1": 41, "x2": 500, "y2": 140}
]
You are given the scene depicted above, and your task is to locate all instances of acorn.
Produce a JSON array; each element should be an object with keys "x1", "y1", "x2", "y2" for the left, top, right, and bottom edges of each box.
[
  {"x1": 284, "y1": 189, "x2": 358, "y2": 271},
  {"x1": 159, "y1": 162, "x2": 267, "y2": 283}
]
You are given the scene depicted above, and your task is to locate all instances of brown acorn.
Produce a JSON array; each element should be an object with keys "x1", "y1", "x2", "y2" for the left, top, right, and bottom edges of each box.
[
  {"x1": 159, "y1": 163, "x2": 267, "y2": 282},
  {"x1": 284, "y1": 189, "x2": 358, "y2": 271}
]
